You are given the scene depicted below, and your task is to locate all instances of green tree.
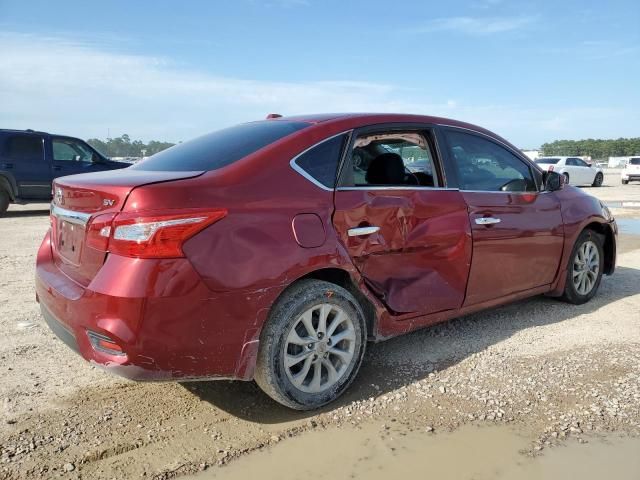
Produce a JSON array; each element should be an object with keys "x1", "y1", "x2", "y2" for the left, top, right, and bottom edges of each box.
[{"x1": 87, "y1": 134, "x2": 175, "y2": 158}]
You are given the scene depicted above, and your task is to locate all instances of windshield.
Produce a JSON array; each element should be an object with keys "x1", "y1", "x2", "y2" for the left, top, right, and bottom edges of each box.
[
  {"x1": 535, "y1": 158, "x2": 560, "y2": 164},
  {"x1": 130, "y1": 121, "x2": 309, "y2": 172}
]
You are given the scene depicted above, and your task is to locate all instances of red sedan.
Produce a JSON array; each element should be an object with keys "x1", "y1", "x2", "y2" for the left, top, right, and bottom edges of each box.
[{"x1": 36, "y1": 113, "x2": 617, "y2": 410}]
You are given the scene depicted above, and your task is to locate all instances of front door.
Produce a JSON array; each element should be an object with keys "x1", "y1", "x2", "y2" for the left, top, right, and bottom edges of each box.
[
  {"x1": 440, "y1": 128, "x2": 565, "y2": 306},
  {"x1": 333, "y1": 127, "x2": 472, "y2": 315},
  {"x1": 50, "y1": 136, "x2": 108, "y2": 179}
]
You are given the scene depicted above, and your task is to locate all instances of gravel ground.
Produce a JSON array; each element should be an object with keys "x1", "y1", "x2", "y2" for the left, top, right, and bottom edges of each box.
[{"x1": 1, "y1": 170, "x2": 639, "y2": 479}]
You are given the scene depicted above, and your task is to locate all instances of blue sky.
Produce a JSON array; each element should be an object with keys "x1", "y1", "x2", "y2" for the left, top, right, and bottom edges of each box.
[{"x1": 1, "y1": 0, "x2": 638, "y2": 147}]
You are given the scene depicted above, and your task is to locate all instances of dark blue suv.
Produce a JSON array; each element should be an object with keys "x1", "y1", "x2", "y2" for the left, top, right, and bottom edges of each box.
[{"x1": 0, "y1": 129, "x2": 129, "y2": 214}]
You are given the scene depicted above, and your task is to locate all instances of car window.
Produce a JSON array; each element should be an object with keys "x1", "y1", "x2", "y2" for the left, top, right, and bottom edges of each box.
[
  {"x1": 131, "y1": 121, "x2": 309, "y2": 172},
  {"x1": 574, "y1": 159, "x2": 589, "y2": 167},
  {"x1": 343, "y1": 131, "x2": 438, "y2": 187},
  {"x1": 52, "y1": 138, "x2": 94, "y2": 162},
  {"x1": 444, "y1": 130, "x2": 536, "y2": 192},
  {"x1": 3, "y1": 134, "x2": 44, "y2": 162},
  {"x1": 630, "y1": 158, "x2": 640, "y2": 165},
  {"x1": 293, "y1": 133, "x2": 349, "y2": 188},
  {"x1": 535, "y1": 158, "x2": 560, "y2": 164}
]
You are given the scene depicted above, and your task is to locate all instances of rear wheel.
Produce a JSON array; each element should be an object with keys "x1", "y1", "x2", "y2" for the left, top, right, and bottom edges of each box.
[
  {"x1": 255, "y1": 279, "x2": 367, "y2": 410},
  {"x1": 561, "y1": 230, "x2": 604, "y2": 305},
  {"x1": 622, "y1": 179, "x2": 629, "y2": 185},
  {"x1": 562, "y1": 172, "x2": 570, "y2": 184},
  {"x1": 0, "y1": 189, "x2": 9, "y2": 216},
  {"x1": 592, "y1": 172, "x2": 603, "y2": 187}
]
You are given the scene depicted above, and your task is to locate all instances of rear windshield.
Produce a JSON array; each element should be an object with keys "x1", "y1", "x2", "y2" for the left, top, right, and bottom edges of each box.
[
  {"x1": 130, "y1": 121, "x2": 309, "y2": 171},
  {"x1": 630, "y1": 158, "x2": 640, "y2": 165},
  {"x1": 535, "y1": 158, "x2": 560, "y2": 164}
]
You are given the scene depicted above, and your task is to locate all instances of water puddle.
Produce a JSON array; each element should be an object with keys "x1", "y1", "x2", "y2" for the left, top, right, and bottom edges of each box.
[
  {"x1": 607, "y1": 201, "x2": 640, "y2": 209},
  {"x1": 617, "y1": 218, "x2": 640, "y2": 235},
  {"x1": 196, "y1": 424, "x2": 640, "y2": 480}
]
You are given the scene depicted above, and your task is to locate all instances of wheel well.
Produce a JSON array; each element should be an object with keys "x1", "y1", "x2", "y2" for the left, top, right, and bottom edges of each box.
[
  {"x1": 0, "y1": 176, "x2": 14, "y2": 201},
  {"x1": 298, "y1": 268, "x2": 377, "y2": 339},
  {"x1": 584, "y1": 222, "x2": 615, "y2": 275}
]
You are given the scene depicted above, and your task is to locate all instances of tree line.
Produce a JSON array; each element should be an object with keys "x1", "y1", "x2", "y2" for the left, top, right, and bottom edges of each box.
[
  {"x1": 540, "y1": 137, "x2": 640, "y2": 159},
  {"x1": 87, "y1": 134, "x2": 175, "y2": 158}
]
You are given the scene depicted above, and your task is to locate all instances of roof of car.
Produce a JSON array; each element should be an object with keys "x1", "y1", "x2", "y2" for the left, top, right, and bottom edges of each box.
[
  {"x1": 0, "y1": 128, "x2": 47, "y2": 135},
  {"x1": 277, "y1": 112, "x2": 481, "y2": 128}
]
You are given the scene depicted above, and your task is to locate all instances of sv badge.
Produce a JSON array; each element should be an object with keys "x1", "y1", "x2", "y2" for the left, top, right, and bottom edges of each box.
[{"x1": 103, "y1": 199, "x2": 115, "y2": 207}]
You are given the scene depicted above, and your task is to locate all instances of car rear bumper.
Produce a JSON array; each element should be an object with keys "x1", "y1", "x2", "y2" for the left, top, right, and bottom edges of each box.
[
  {"x1": 35, "y1": 229, "x2": 274, "y2": 381},
  {"x1": 621, "y1": 173, "x2": 640, "y2": 181}
]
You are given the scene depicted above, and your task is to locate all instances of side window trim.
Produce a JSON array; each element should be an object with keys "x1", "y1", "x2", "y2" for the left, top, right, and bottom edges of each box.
[
  {"x1": 290, "y1": 131, "x2": 352, "y2": 191},
  {"x1": 439, "y1": 125, "x2": 542, "y2": 193},
  {"x1": 336, "y1": 123, "x2": 447, "y2": 190}
]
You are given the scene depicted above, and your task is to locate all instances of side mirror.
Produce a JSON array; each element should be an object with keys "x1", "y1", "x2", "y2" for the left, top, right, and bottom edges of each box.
[{"x1": 544, "y1": 171, "x2": 564, "y2": 191}]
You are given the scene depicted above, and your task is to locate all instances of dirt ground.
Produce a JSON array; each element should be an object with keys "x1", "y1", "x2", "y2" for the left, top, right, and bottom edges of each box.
[{"x1": 1, "y1": 171, "x2": 640, "y2": 479}]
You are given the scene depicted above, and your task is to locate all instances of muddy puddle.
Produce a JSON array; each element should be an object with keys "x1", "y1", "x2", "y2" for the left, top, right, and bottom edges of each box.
[{"x1": 195, "y1": 424, "x2": 640, "y2": 480}]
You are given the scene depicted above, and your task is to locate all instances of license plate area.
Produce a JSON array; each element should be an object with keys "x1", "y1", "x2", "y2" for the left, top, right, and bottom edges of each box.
[{"x1": 57, "y1": 219, "x2": 84, "y2": 264}]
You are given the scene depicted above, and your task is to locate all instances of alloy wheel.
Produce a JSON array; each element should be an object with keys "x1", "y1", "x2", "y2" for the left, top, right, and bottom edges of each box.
[
  {"x1": 572, "y1": 240, "x2": 600, "y2": 295},
  {"x1": 283, "y1": 303, "x2": 356, "y2": 394}
]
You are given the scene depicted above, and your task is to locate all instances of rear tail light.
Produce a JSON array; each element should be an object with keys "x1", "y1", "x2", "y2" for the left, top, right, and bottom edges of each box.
[{"x1": 85, "y1": 209, "x2": 226, "y2": 258}]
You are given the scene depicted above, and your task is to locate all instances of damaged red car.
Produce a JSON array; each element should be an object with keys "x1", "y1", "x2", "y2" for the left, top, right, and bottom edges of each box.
[{"x1": 36, "y1": 113, "x2": 617, "y2": 409}]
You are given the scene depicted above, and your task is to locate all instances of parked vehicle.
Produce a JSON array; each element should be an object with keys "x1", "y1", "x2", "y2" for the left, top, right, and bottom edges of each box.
[
  {"x1": 535, "y1": 156, "x2": 604, "y2": 187},
  {"x1": 0, "y1": 129, "x2": 129, "y2": 214},
  {"x1": 621, "y1": 157, "x2": 640, "y2": 184},
  {"x1": 35, "y1": 114, "x2": 617, "y2": 410}
]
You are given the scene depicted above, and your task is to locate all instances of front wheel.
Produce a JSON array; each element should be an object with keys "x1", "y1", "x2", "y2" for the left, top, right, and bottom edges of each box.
[
  {"x1": 255, "y1": 279, "x2": 367, "y2": 410},
  {"x1": 561, "y1": 230, "x2": 604, "y2": 304},
  {"x1": 592, "y1": 172, "x2": 603, "y2": 187},
  {"x1": 622, "y1": 179, "x2": 629, "y2": 185},
  {"x1": 562, "y1": 172, "x2": 570, "y2": 184}
]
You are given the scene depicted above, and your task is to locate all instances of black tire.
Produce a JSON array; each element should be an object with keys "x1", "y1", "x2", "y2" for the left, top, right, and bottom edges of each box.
[
  {"x1": 592, "y1": 172, "x2": 603, "y2": 187},
  {"x1": 561, "y1": 229, "x2": 605, "y2": 305},
  {"x1": 255, "y1": 279, "x2": 367, "y2": 410},
  {"x1": 562, "y1": 172, "x2": 570, "y2": 184},
  {"x1": 0, "y1": 189, "x2": 9, "y2": 216},
  {"x1": 622, "y1": 180, "x2": 629, "y2": 185}
]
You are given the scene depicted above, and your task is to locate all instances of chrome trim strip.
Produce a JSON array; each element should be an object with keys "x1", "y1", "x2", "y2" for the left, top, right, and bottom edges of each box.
[
  {"x1": 336, "y1": 186, "x2": 459, "y2": 191},
  {"x1": 459, "y1": 189, "x2": 541, "y2": 195},
  {"x1": 289, "y1": 131, "x2": 353, "y2": 192},
  {"x1": 50, "y1": 204, "x2": 91, "y2": 227},
  {"x1": 18, "y1": 184, "x2": 50, "y2": 188}
]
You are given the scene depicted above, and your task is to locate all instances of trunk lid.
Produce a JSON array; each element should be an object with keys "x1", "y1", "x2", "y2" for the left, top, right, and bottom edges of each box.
[{"x1": 51, "y1": 169, "x2": 203, "y2": 286}]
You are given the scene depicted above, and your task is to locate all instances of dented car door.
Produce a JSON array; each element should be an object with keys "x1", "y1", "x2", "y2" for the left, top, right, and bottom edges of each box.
[{"x1": 333, "y1": 188, "x2": 472, "y2": 315}]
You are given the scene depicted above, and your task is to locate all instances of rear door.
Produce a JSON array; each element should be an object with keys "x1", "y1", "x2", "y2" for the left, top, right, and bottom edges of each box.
[
  {"x1": 333, "y1": 125, "x2": 472, "y2": 315},
  {"x1": 573, "y1": 158, "x2": 594, "y2": 184},
  {"x1": 0, "y1": 133, "x2": 50, "y2": 199},
  {"x1": 439, "y1": 127, "x2": 564, "y2": 306}
]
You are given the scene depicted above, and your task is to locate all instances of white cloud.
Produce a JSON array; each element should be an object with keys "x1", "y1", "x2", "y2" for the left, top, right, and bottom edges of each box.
[
  {"x1": 411, "y1": 15, "x2": 536, "y2": 35},
  {"x1": 0, "y1": 32, "x2": 634, "y2": 147}
]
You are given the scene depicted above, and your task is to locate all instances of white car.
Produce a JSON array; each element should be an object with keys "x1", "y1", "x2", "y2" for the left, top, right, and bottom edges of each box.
[
  {"x1": 621, "y1": 157, "x2": 640, "y2": 185},
  {"x1": 535, "y1": 157, "x2": 604, "y2": 187}
]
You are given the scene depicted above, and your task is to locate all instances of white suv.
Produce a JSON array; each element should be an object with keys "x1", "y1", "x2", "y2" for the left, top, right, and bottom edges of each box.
[
  {"x1": 535, "y1": 157, "x2": 604, "y2": 187},
  {"x1": 621, "y1": 157, "x2": 640, "y2": 185}
]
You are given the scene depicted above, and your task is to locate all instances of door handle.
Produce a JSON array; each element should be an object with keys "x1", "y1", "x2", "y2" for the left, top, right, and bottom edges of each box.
[
  {"x1": 348, "y1": 226, "x2": 380, "y2": 237},
  {"x1": 0, "y1": 163, "x2": 13, "y2": 169},
  {"x1": 475, "y1": 217, "x2": 501, "y2": 225},
  {"x1": 53, "y1": 165, "x2": 62, "y2": 171}
]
